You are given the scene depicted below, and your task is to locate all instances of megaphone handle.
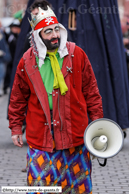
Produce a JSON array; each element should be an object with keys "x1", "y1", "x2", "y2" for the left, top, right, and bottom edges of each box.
[{"x1": 97, "y1": 158, "x2": 107, "y2": 167}]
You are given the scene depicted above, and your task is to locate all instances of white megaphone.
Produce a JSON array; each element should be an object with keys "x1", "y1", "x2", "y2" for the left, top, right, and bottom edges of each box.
[{"x1": 84, "y1": 118, "x2": 124, "y2": 166}]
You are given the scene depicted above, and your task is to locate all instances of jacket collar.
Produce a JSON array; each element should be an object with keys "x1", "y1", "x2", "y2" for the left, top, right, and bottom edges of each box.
[{"x1": 23, "y1": 48, "x2": 51, "y2": 129}]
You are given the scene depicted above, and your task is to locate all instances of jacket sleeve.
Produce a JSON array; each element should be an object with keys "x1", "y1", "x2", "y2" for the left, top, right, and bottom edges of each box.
[
  {"x1": 8, "y1": 58, "x2": 30, "y2": 136},
  {"x1": 82, "y1": 53, "x2": 103, "y2": 121}
]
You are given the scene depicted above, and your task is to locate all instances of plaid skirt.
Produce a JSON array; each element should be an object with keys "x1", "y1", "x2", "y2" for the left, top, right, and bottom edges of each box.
[{"x1": 26, "y1": 142, "x2": 92, "y2": 194}]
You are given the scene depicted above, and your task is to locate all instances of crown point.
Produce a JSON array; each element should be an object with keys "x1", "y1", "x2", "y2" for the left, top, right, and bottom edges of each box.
[{"x1": 29, "y1": 6, "x2": 58, "y2": 30}]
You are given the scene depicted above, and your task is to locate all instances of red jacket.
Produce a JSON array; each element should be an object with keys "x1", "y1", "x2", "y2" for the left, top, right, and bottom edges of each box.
[{"x1": 8, "y1": 42, "x2": 103, "y2": 152}]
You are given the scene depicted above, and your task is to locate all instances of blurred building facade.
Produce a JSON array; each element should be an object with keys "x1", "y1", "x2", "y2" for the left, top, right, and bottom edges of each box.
[{"x1": 0, "y1": 0, "x2": 28, "y2": 18}]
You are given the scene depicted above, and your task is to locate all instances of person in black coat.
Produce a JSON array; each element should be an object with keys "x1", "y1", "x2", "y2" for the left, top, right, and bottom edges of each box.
[
  {"x1": 3, "y1": 19, "x2": 21, "y2": 94},
  {"x1": 0, "y1": 21, "x2": 11, "y2": 96}
]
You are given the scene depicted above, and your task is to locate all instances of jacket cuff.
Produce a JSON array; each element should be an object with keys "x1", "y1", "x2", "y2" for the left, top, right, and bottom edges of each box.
[{"x1": 11, "y1": 127, "x2": 23, "y2": 136}]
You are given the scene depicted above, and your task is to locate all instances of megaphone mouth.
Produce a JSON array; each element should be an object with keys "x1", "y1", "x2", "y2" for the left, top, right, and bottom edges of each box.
[
  {"x1": 84, "y1": 118, "x2": 124, "y2": 159},
  {"x1": 91, "y1": 136, "x2": 108, "y2": 152}
]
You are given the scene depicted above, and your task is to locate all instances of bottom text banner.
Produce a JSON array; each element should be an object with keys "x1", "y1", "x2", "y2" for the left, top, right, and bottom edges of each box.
[{"x1": 1, "y1": 186, "x2": 62, "y2": 193}]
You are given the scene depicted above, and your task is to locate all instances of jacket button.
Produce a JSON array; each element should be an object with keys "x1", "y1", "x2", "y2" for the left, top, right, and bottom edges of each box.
[{"x1": 44, "y1": 123, "x2": 48, "y2": 125}]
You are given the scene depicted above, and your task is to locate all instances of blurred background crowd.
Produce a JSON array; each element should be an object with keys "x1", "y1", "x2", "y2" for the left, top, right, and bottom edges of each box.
[
  {"x1": 118, "y1": 0, "x2": 129, "y2": 76},
  {"x1": 0, "y1": 0, "x2": 129, "y2": 134},
  {"x1": 0, "y1": 0, "x2": 27, "y2": 96}
]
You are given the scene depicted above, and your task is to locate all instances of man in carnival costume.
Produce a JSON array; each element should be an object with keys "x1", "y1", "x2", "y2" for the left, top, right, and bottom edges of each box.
[{"x1": 8, "y1": 0, "x2": 103, "y2": 193}]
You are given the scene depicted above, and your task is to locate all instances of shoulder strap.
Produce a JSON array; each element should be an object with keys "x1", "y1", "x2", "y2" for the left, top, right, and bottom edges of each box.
[
  {"x1": 23, "y1": 47, "x2": 33, "y2": 60},
  {"x1": 66, "y1": 41, "x2": 76, "y2": 56},
  {"x1": 66, "y1": 41, "x2": 76, "y2": 88}
]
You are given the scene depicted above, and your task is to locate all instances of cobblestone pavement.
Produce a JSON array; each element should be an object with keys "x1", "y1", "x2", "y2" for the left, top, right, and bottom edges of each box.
[{"x1": 0, "y1": 94, "x2": 129, "y2": 194}]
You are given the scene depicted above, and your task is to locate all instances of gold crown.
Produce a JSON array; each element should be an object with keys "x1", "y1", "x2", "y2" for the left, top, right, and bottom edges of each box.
[{"x1": 29, "y1": 6, "x2": 57, "y2": 29}]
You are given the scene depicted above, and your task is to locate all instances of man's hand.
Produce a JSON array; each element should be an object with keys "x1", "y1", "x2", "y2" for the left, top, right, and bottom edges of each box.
[{"x1": 12, "y1": 135, "x2": 23, "y2": 148}]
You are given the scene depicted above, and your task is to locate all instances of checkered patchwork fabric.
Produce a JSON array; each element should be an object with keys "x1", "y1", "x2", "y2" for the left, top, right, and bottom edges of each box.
[{"x1": 26, "y1": 143, "x2": 92, "y2": 194}]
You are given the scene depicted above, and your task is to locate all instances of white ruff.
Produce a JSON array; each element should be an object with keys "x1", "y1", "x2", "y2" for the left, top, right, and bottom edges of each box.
[{"x1": 33, "y1": 23, "x2": 68, "y2": 68}]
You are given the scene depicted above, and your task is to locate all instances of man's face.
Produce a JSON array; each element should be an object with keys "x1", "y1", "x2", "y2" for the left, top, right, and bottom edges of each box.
[
  {"x1": 40, "y1": 24, "x2": 60, "y2": 52},
  {"x1": 11, "y1": 26, "x2": 21, "y2": 34},
  {"x1": 31, "y1": 7, "x2": 39, "y2": 15}
]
